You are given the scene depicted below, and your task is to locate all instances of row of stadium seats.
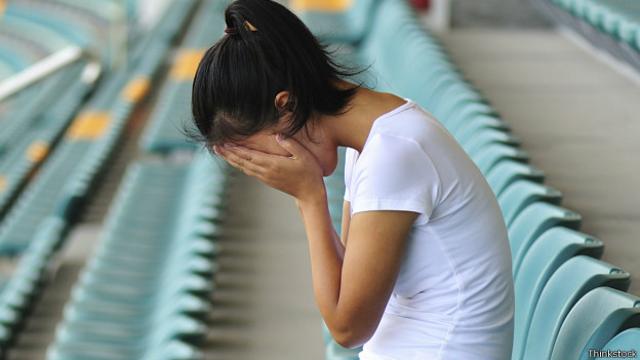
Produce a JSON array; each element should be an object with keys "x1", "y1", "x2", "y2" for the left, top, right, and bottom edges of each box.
[
  {"x1": 0, "y1": 0, "x2": 202, "y2": 354},
  {"x1": 298, "y1": 0, "x2": 640, "y2": 358},
  {"x1": 0, "y1": 0, "x2": 162, "y2": 221},
  {"x1": 0, "y1": 216, "x2": 67, "y2": 355},
  {"x1": 140, "y1": 0, "x2": 225, "y2": 154},
  {"x1": 0, "y1": 0, "x2": 122, "y2": 78},
  {"x1": 535, "y1": 0, "x2": 640, "y2": 72},
  {"x1": 0, "y1": 62, "x2": 94, "y2": 219},
  {"x1": 45, "y1": 1, "x2": 232, "y2": 357},
  {"x1": 552, "y1": 0, "x2": 640, "y2": 48},
  {"x1": 47, "y1": 153, "x2": 229, "y2": 360},
  {"x1": 0, "y1": 0, "x2": 198, "y2": 255}
]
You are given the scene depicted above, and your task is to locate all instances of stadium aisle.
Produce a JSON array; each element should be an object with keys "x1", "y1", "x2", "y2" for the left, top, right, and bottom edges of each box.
[
  {"x1": 202, "y1": 174, "x2": 324, "y2": 359},
  {"x1": 442, "y1": 29, "x2": 640, "y2": 295}
]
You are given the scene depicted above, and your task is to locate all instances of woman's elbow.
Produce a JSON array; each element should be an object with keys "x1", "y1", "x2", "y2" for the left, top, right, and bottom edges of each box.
[{"x1": 331, "y1": 324, "x2": 374, "y2": 349}]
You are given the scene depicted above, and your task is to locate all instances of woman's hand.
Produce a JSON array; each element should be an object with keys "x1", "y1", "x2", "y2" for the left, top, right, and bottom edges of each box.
[{"x1": 214, "y1": 134, "x2": 326, "y2": 205}]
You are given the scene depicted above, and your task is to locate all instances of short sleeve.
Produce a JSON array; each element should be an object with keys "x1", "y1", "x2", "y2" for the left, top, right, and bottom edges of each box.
[
  {"x1": 343, "y1": 147, "x2": 358, "y2": 202},
  {"x1": 349, "y1": 133, "x2": 440, "y2": 224}
]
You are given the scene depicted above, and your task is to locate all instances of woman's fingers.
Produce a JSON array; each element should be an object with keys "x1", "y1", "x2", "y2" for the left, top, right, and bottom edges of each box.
[
  {"x1": 217, "y1": 146, "x2": 264, "y2": 175},
  {"x1": 275, "y1": 134, "x2": 307, "y2": 160},
  {"x1": 227, "y1": 145, "x2": 279, "y2": 168}
]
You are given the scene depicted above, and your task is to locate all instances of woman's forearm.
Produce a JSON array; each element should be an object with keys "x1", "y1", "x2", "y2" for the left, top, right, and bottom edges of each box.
[{"x1": 296, "y1": 189, "x2": 346, "y2": 329}]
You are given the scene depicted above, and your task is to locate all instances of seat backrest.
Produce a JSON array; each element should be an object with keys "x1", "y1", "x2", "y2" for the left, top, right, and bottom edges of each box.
[
  {"x1": 498, "y1": 179, "x2": 562, "y2": 226},
  {"x1": 453, "y1": 115, "x2": 508, "y2": 145},
  {"x1": 471, "y1": 143, "x2": 529, "y2": 176},
  {"x1": 596, "y1": 328, "x2": 640, "y2": 359},
  {"x1": 485, "y1": 159, "x2": 544, "y2": 196},
  {"x1": 521, "y1": 256, "x2": 631, "y2": 360},
  {"x1": 512, "y1": 227, "x2": 604, "y2": 360},
  {"x1": 293, "y1": 0, "x2": 380, "y2": 44},
  {"x1": 508, "y1": 202, "x2": 581, "y2": 277},
  {"x1": 551, "y1": 287, "x2": 640, "y2": 360}
]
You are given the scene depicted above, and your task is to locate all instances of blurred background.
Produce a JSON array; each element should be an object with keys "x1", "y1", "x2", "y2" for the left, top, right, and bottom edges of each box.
[{"x1": 0, "y1": 0, "x2": 638, "y2": 359}]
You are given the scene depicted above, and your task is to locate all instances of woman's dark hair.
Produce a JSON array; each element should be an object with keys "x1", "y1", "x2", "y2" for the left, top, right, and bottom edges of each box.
[{"x1": 190, "y1": 0, "x2": 365, "y2": 149}]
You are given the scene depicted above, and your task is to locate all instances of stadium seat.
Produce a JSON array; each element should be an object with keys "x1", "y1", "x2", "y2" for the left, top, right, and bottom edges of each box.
[
  {"x1": 0, "y1": 216, "x2": 67, "y2": 348},
  {"x1": 512, "y1": 227, "x2": 604, "y2": 360},
  {"x1": 470, "y1": 143, "x2": 529, "y2": 175},
  {"x1": 520, "y1": 256, "x2": 631, "y2": 360},
  {"x1": 292, "y1": 0, "x2": 380, "y2": 44},
  {"x1": 551, "y1": 287, "x2": 640, "y2": 360},
  {"x1": 462, "y1": 129, "x2": 520, "y2": 158},
  {"x1": 48, "y1": 152, "x2": 227, "y2": 360},
  {"x1": 485, "y1": 160, "x2": 545, "y2": 196},
  {"x1": 508, "y1": 202, "x2": 581, "y2": 277},
  {"x1": 498, "y1": 180, "x2": 563, "y2": 226},
  {"x1": 451, "y1": 115, "x2": 510, "y2": 145},
  {"x1": 140, "y1": 0, "x2": 224, "y2": 153},
  {"x1": 543, "y1": 0, "x2": 640, "y2": 71},
  {"x1": 596, "y1": 328, "x2": 640, "y2": 359}
]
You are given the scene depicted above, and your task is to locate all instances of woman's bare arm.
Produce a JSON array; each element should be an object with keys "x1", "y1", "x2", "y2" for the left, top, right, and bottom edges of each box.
[
  {"x1": 216, "y1": 139, "x2": 417, "y2": 348},
  {"x1": 340, "y1": 201, "x2": 351, "y2": 247},
  {"x1": 298, "y1": 194, "x2": 417, "y2": 348}
]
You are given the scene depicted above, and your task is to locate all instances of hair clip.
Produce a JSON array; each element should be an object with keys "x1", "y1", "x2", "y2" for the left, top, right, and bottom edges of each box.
[
  {"x1": 243, "y1": 20, "x2": 258, "y2": 32},
  {"x1": 223, "y1": 21, "x2": 257, "y2": 36}
]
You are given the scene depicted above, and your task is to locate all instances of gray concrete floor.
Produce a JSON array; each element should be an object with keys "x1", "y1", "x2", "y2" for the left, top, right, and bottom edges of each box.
[
  {"x1": 440, "y1": 29, "x2": 640, "y2": 295},
  {"x1": 202, "y1": 173, "x2": 324, "y2": 359}
]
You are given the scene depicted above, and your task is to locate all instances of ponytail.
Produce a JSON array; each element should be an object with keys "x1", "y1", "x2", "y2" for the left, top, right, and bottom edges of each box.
[{"x1": 190, "y1": 0, "x2": 365, "y2": 150}]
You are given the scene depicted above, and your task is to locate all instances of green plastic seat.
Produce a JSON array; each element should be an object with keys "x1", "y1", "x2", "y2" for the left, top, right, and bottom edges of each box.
[
  {"x1": 512, "y1": 227, "x2": 604, "y2": 360},
  {"x1": 551, "y1": 287, "x2": 640, "y2": 360},
  {"x1": 485, "y1": 160, "x2": 545, "y2": 196},
  {"x1": 441, "y1": 102, "x2": 496, "y2": 132},
  {"x1": 295, "y1": 0, "x2": 380, "y2": 44},
  {"x1": 596, "y1": 328, "x2": 640, "y2": 359},
  {"x1": 471, "y1": 143, "x2": 529, "y2": 175},
  {"x1": 498, "y1": 180, "x2": 563, "y2": 226},
  {"x1": 508, "y1": 202, "x2": 581, "y2": 277},
  {"x1": 450, "y1": 115, "x2": 509, "y2": 144},
  {"x1": 140, "y1": 0, "x2": 225, "y2": 154},
  {"x1": 520, "y1": 256, "x2": 631, "y2": 360},
  {"x1": 462, "y1": 130, "x2": 520, "y2": 159},
  {"x1": 49, "y1": 150, "x2": 226, "y2": 358}
]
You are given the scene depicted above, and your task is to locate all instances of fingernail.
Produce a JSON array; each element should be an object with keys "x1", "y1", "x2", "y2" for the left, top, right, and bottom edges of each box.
[{"x1": 276, "y1": 134, "x2": 283, "y2": 142}]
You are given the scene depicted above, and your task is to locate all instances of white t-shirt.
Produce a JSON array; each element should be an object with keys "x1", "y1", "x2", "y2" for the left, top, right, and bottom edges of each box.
[{"x1": 343, "y1": 99, "x2": 514, "y2": 360}]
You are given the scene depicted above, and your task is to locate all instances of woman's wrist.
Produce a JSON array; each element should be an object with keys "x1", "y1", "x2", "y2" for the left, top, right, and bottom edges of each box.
[{"x1": 296, "y1": 184, "x2": 328, "y2": 212}]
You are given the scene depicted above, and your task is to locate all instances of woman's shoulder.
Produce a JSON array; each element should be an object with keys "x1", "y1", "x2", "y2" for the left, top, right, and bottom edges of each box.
[{"x1": 373, "y1": 100, "x2": 445, "y2": 140}]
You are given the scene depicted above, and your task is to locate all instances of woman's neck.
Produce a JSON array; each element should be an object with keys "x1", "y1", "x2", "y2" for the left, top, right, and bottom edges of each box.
[{"x1": 322, "y1": 82, "x2": 408, "y2": 153}]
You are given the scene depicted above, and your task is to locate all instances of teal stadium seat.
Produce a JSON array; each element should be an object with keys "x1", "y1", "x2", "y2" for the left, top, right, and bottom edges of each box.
[
  {"x1": 0, "y1": 216, "x2": 67, "y2": 349},
  {"x1": 512, "y1": 227, "x2": 604, "y2": 360},
  {"x1": 520, "y1": 256, "x2": 631, "y2": 360},
  {"x1": 293, "y1": 0, "x2": 380, "y2": 44},
  {"x1": 441, "y1": 102, "x2": 498, "y2": 135},
  {"x1": 551, "y1": 287, "x2": 640, "y2": 360},
  {"x1": 485, "y1": 160, "x2": 545, "y2": 196},
  {"x1": 140, "y1": 0, "x2": 225, "y2": 153},
  {"x1": 507, "y1": 202, "x2": 581, "y2": 277},
  {"x1": 498, "y1": 180, "x2": 563, "y2": 226},
  {"x1": 596, "y1": 328, "x2": 640, "y2": 359},
  {"x1": 0, "y1": 0, "x2": 197, "y2": 254},
  {"x1": 470, "y1": 143, "x2": 529, "y2": 175},
  {"x1": 47, "y1": 152, "x2": 227, "y2": 360},
  {"x1": 461, "y1": 129, "x2": 520, "y2": 158},
  {"x1": 450, "y1": 115, "x2": 510, "y2": 146}
]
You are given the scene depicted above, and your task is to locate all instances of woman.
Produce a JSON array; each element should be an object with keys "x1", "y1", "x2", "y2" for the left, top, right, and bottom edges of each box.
[{"x1": 191, "y1": 0, "x2": 514, "y2": 359}]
